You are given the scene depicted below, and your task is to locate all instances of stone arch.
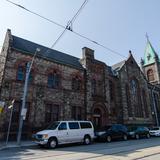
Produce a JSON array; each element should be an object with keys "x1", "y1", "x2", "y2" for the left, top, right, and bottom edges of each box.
[
  {"x1": 46, "y1": 66, "x2": 62, "y2": 75},
  {"x1": 91, "y1": 103, "x2": 109, "y2": 129},
  {"x1": 14, "y1": 58, "x2": 37, "y2": 70}
]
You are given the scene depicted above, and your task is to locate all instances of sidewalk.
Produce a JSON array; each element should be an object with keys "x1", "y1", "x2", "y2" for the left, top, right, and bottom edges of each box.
[{"x1": 0, "y1": 141, "x2": 36, "y2": 150}]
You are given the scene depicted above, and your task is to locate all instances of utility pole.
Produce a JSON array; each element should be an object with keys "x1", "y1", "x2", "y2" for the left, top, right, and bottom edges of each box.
[
  {"x1": 17, "y1": 48, "x2": 40, "y2": 145},
  {"x1": 6, "y1": 100, "x2": 15, "y2": 146}
]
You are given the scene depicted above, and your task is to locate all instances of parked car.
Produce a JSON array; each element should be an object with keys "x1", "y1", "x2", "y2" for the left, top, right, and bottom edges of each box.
[
  {"x1": 128, "y1": 126, "x2": 150, "y2": 139},
  {"x1": 95, "y1": 124, "x2": 128, "y2": 142},
  {"x1": 149, "y1": 127, "x2": 160, "y2": 137},
  {"x1": 33, "y1": 121, "x2": 94, "y2": 149}
]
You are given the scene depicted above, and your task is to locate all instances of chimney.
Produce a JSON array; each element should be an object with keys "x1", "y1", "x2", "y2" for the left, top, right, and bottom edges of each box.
[
  {"x1": 82, "y1": 47, "x2": 94, "y2": 60},
  {"x1": 7, "y1": 29, "x2": 13, "y2": 44}
]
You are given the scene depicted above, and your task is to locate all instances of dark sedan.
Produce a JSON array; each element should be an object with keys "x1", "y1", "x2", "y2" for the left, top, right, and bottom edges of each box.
[
  {"x1": 128, "y1": 126, "x2": 150, "y2": 139},
  {"x1": 95, "y1": 124, "x2": 128, "y2": 142}
]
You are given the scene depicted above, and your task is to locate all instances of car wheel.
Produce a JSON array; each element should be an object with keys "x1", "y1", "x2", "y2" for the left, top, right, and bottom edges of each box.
[
  {"x1": 123, "y1": 134, "x2": 127, "y2": 141},
  {"x1": 146, "y1": 133, "x2": 150, "y2": 138},
  {"x1": 106, "y1": 136, "x2": 111, "y2": 142},
  {"x1": 47, "y1": 138, "x2": 57, "y2": 149},
  {"x1": 84, "y1": 135, "x2": 91, "y2": 145},
  {"x1": 135, "y1": 134, "x2": 139, "y2": 139}
]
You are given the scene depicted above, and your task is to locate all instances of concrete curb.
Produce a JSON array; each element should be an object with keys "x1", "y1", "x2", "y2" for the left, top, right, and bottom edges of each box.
[{"x1": 0, "y1": 142, "x2": 36, "y2": 151}]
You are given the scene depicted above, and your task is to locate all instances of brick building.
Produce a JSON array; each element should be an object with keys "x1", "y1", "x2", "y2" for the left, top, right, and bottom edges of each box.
[{"x1": 0, "y1": 29, "x2": 159, "y2": 140}]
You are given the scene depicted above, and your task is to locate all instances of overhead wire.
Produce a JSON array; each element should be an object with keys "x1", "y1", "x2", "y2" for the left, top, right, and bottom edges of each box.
[
  {"x1": 70, "y1": 0, "x2": 89, "y2": 24},
  {"x1": 49, "y1": 0, "x2": 89, "y2": 50},
  {"x1": 44, "y1": 0, "x2": 89, "y2": 55},
  {"x1": 6, "y1": 0, "x2": 65, "y2": 29},
  {"x1": 5, "y1": 0, "x2": 127, "y2": 59}
]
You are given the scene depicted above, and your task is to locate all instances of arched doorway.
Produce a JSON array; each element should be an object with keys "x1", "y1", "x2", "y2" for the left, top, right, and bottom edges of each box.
[
  {"x1": 92, "y1": 104, "x2": 108, "y2": 130},
  {"x1": 93, "y1": 108, "x2": 101, "y2": 129}
]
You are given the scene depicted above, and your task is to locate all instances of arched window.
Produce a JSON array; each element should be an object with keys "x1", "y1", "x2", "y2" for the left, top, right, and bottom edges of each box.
[
  {"x1": 91, "y1": 79, "x2": 96, "y2": 95},
  {"x1": 17, "y1": 65, "x2": 25, "y2": 81},
  {"x1": 147, "y1": 69, "x2": 154, "y2": 81},
  {"x1": 72, "y1": 76, "x2": 82, "y2": 91},
  {"x1": 130, "y1": 79, "x2": 143, "y2": 117},
  {"x1": 48, "y1": 71, "x2": 60, "y2": 88},
  {"x1": 126, "y1": 84, "x2": 132, "y2": 117},
  {"x1": 17, "y1": 64, "x2": 33, "y2": 82},
  {"x1": 130, "y1": 79, "x2": 137, "y2": 97}
]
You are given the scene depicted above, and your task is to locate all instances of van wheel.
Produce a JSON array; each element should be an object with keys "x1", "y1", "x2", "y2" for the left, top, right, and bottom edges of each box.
[
  {"x1": 84, "y1": 135, "x2": 91, "y2": 145},
  {"x1": 135, "y1": 134, "x2": 139, "y2": 139},
  {"x1": 123, "y1": 134, "x2": 128, "y2": 141},
  {"x1": 106, "y1": 136, "x2": 111, "y2": 142},
  {"x1": 47, "y1": 138, "x2": 57, "y2": 149},
  {"x1": 146, "y1": 133, "x2": 150, "y2": 138}
]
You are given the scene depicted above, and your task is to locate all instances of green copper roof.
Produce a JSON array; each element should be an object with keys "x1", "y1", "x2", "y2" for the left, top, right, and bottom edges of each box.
[{"x1": 143, "y1": 39, "x2": 160, "y2": 66}]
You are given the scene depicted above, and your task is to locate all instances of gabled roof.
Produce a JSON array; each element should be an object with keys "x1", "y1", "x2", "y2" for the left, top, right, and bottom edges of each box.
[
  {"x1": 12, "y1": 36, "x2": 84, "y2": 70},
  {"x1": 143, "y1": 39, "x2": 160, "y2": 66},
  {"x1": 112, "y1": 60, "x2": 125, "y2": 71}
]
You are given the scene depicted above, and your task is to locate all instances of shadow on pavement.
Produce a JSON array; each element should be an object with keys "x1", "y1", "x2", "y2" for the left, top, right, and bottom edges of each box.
[{"x1": 0, "y1": 137, "x2": 160, "y2": 160}]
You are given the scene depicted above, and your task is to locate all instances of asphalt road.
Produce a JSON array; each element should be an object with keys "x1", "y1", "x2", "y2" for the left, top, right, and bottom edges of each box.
[{"x1": 0, "y1": 137, "x2": 160, "y2": 160}]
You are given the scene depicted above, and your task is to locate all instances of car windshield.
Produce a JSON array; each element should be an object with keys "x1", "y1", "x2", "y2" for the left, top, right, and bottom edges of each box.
[
  {"x1": 151, "y1": 127, "x2": 160, "y2": 130},
  {"x1": 105, "y1": 126, "x2": 112, "y2": 131},
  {"x1": 47, "y1": 121, "x2": 60, "y2": 130},
  {"x1": 95, "y1": 126, "x2": 111, "y2": 132},
  {"x1": 128, "y1": 126, "x2": 138, "y2": 132}
]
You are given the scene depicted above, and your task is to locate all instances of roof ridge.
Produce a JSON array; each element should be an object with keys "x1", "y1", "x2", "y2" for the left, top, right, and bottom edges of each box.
[
  {"x1": 12, "y1": 35, "x2": 80, "y2": 60},
  {"x1": 12, "y1": 35, "x2": 83, "y2": 69}
]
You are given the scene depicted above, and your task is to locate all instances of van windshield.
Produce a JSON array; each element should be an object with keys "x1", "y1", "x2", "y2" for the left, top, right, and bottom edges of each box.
[{"x1": 47, "y1": 122, "x2": 60, "y2": 130}]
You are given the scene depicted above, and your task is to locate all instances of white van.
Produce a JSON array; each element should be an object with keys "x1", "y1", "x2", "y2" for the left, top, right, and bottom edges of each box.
[{"x1": 33, "y1": 121, "x2": 94, "y2": 148}]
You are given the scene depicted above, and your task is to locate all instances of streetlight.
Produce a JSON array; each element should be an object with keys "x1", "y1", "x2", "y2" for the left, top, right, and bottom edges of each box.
[{"x1": 17, "y1": 48, "x2": 40, "y2": 145}]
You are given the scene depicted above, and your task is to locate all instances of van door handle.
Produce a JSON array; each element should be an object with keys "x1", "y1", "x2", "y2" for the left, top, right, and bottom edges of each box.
[{"x1": 67, "y1": 132, "x2": 69, "y2": 135}]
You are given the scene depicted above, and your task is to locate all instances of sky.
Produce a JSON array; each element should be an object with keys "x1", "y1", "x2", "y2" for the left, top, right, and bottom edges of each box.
[{"x1": 0, "y1": 0, "x2": 160, "y2": 66}]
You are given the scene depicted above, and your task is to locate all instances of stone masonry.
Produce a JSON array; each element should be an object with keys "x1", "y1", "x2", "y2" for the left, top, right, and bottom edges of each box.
[{"x1": 0, "y1": 29, "x2": 160, "y2": 140}]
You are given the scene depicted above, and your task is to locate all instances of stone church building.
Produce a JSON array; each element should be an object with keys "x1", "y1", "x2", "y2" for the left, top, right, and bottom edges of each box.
[{"x1": 0, "y1": 29, "x2": 160, "y2": 140}]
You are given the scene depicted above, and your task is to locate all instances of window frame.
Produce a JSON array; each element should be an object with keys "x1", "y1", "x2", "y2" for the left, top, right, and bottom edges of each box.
[
  {"x1": 147, "y1": 69, "x2": 154, "y2": 82},
  {"x1": 47, "y1": 72, "x2": 61, "y2": 89},
  {"x1": 68, "y1": 122, "x2": 80, "y2": 129},
  {"x1": 58, "y1": 122, "x2": 67, "y2": 130},
  {"x1": 80, "y1": 122, "x2": 92, "y2": 129},
  {"x1": 17, "y1": 65, "x2": 25, "y2": 81},
  {"x1": 72, "y1": 76, "x2": 82, "y2": 91},
  {"x1": 16, "y1": 64, "x2": 33, "y2": 83},
  {"x1": 45, "y1": 104, "x2": 60, "y2": 124}
]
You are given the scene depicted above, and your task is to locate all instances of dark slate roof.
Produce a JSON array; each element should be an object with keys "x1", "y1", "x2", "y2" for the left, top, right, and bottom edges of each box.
[
  {"x1": 12, "y1": 35, "x2": 84, "y2": 70},
  {"x1": 112, "y1": 60, "x2": 125, "y2": 71}
]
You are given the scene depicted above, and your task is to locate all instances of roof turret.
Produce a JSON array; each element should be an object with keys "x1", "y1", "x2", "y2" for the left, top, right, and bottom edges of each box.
[{"x1": 143, "y1": 37, "x2": 159, "y2": 66}]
